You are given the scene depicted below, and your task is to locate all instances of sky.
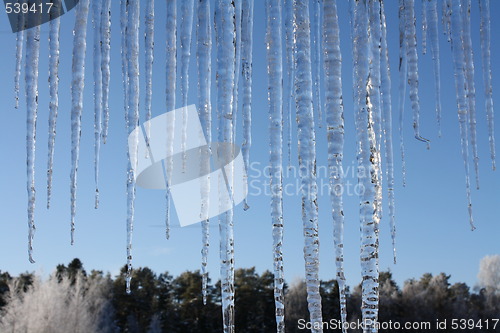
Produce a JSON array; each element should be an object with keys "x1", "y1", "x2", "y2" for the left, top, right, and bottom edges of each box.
[{"x1": 0, "y1": 0, "x2": 498, "y2": 292}]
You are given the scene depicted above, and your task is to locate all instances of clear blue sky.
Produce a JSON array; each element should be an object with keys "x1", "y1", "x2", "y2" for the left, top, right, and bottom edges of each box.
[{"x1": 0, "y1": 0, "x2": 498, "y2": 291}]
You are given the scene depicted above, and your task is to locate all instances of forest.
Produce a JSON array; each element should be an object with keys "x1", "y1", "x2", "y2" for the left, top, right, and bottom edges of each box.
[{"x1": 0, "y1": 258, "x2": 498, "y2": 332}]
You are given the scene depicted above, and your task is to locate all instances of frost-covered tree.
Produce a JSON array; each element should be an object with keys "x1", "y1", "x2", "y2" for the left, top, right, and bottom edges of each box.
[
  {"x1": 0, "y1": 271, "x2": 113, "y2": 332},
  {"x1": 477, "y1": 254, "x2": 500, "y2": 295}
]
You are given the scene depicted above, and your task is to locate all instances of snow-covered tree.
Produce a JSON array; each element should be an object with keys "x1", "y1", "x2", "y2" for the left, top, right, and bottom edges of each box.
[{"x1": 477, "y1": 254, "x2": 500, "y2": 295}]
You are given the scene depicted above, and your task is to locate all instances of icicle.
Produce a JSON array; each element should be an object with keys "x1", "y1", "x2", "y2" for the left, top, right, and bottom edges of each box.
[
  {"x1": 442, "y1": 0, "x2": 452, "y2": 42},
  {"x1": 144, "y1": 0, "x2": 154, "y2": 159},
  {"x1": 284, "y1": 0, "x2": 294, "y2": 168},
  {"x1": 398, "y1": 0, "x2": 407, "y2": 186},
  {"x1": 350, "y1": 0, "x2": 380, "y2": 331},
  {"x1": 380, "y1": 1, "x2": 397, "y2": 265},
  {"x1": 92, "y1": 0, "x2": 103, "y2": 209},
  {"x1": 368, "y1": 0, "x2": 383, "y2": 214},
  {"x1": 120, "y1": 0, "x2": 128, "y2": 117},
  {"x1": 215, "y1": 1, "x2": 236, "y2": 330},
  {"x1": 293, "y1": 0, "x2": 323, "y2": 331},
  {"x1": 165, "y1": 0, "x2": 177, "y2": 240},
  {"x1": 196, "y1": 0, "x2": 212, "y2": 306},
  {"x1": 427, "y1": 0, "x2": 442, "y2": 137},
  {"x1": 449, "y1": 0, "x2": 475, "y2": 231},
  {"x1": 479, "y1": 0, "x2": 496, "y2": 170},
  {"x1": 323, "y1": 0, "x2": 347, "y2": 329},
  {"x1": 101, "y1": 0, "x2": 111, "y2": 144},
  {"x1": 421, "y1": 0, "x2": 428, "y2": 55},
  {"x1": 404, "y1": 0, "x2": 430, "y2": 147},
  {"x1": 26, "y1": 23, "x2": 41, "y2": 264},
  {"x1": 312, "y1": 0, "x2": 322, "y2": 128},
  {"x1": 265, "y1": 2, "x2": 285, "y2": 331},
  {"x1": 180, "y1": 0, "x2": 194, "y2": 170},
  {"x1": 241, "y1": 0, "x2": 254, "y2": 211},
  {"x1": 70, "y1": 0, "x2": 90, "y2": 245},
  {"x1": 14, "y1": 14, "x2": 25, "y2": 110},
  {"x1": 461, "y1": 0, "x2": 479, "y2": 188},
  {"x1": 125, "y1": 0, "x2": 140, "y2": 294},
  {"x1": 47, "y1": 5, "x2": 61, "y2": 209},
  {"x1": 232, "y1": 0, "x2": 242, "y2": 141}
]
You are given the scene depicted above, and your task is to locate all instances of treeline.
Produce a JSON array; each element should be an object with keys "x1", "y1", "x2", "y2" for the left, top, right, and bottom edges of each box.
[{"x1": 0, "y1": 259, "x2": 498, "y2": 332}]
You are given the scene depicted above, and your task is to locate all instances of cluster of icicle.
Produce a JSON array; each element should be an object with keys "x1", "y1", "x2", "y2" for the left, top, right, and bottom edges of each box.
[{"x1": 16, "y1": 0, "x2": 495, "y2": 332}]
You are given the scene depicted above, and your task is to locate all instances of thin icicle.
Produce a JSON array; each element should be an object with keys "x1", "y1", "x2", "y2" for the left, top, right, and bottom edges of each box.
[
  {"x1": 284, "y1": 0, "x2": 294, "y2": 168},
  {"x1": 165, "y1": 0, "x2": 177, "y2": 240},
  {"x1": 70, "y1": 0, "x2": 90, "y2": 245},
  {"x1": 180, "y1": 0, "x2": 194, "y2": 170},
  {"x1": 404, "y1": 0, "x2": 430, "y2": 147},
  {"x1": 265, "y1": 2, "x2": 285, "y2": 331},
  {"x1": 312, "y1": 0, "x2": 322, "y2": 128},
  {"x1": 92, "y1": 0, "x2": 103, "y2": 209},
  {"x1": 241, "y1": 0, "x2": 254, "y2": 211},
  {"x1": 125, "y1": 0, "x2": 140, "y2": 294},
  {"x1": 479, "y1": 0, "x2": 496, "y2": 170},
  {"x1": 232, "y1": 0, "x2": 242, "y2": 141},
  {"x1": 427, "y1": 0, "x2": 442, "y2": 137},
  {"x1": 461, "y1": 0, "x2": 479, "y2": 189},
  {"x1": 196, "y1": 0, "x2": 212, "y2": 306},
  {"x1": 26, "y1": 23, "x2": 41, "y2": 264},
  {"x1": 47, "y1": 6, "x2": 61, "y2": 209},
  {"x1": 449, "y1": 0, "x2": 475, "y2": 231},
  {"x1": 421, "y1": 0, "x2": 428, "y2": 55},
  {"x1": 15, "y1": 14, "x2": 25, "y2": 110},
  {"x1": 215, "y1": 1, "x2": 236, "y2": 331},
  {"x1": 293, "y1": 0, "x2": 323, "y2": 331},
  {"x1": 101, "y1": 0, "x2": 111, "y2": 144},
  {"x1": 323, "y1": 0, "x2": 347, "y2": 329},
  {"x1": 350, "y1": 0, "x2": 380, "y2": 331},
  {"x1": 368, "y1": 0, "x2": 383, "y2": 219},
  {"x1": 398, "y1": 0, "x2": 407, "y2": 186},
  {"x1": 442, "y1": 0, "x2": 452, "y2": 42},
  {"x1": 144, "y1": 0, "x2": 154, "y2": 159},
  {"x1": 380, "y1": 1, "x2": 397, "y2": 265}
]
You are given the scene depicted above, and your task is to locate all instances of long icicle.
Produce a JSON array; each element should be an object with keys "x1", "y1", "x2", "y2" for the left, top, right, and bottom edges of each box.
[
  {"x1": 398, "y1": 0, "x2": 407, "y2": 186},
  {"x1": 284, "y1": 0, "x2": 294, "y2": 168},
  {"x1": 26, "y1": 22, "x2": 41, "y2": 264},
  {"x1": 421, "y1": 0, "x2": 428, "y2": 55},
  {"x1": 165, "y1": 0, "x2": 177, "y2": 240},
  {"x1": 15, "y1": 14, "x2": 25, "y2": 109},
  {"x1": 70, "y1": 0, "x2": 90, "y2": 245},
  {"x1": 92, "y1": 0, "x2": 103, "y2": 209},
  {"x1": 241, "y1": 0, "x2": 254, "y2": 211},
  {"x1": 125, "y1": 0, "x2": 140, "y2": 294},
  {"x1": 265, "y1": 2, "x2": 285, "y2": 331},
  {"x1": 369, "y1": 0, "x2": 383, "y2": 221},
  {"x1": 293, "y1": 0, "x2": 323, "y2": 330},
  {"x1": 461, "y1": 0, "x2": 479, "y2": 189},
  {"x1": 427, "y1": 0, "x2": 442, "y2": 137},
  {"x1": 350, "y1": 0, "x2": 380, "y2": 331},
  {"x1": 449, "y1": 0, "x2": 475, "y2": 231},
  {"x1": 47, "y1": 5, "x2": 61, "y2": 209},
  {"x1": 404, "y1": 0, "x2": 430, "y2": 147},
  {"x1": 442, "y1": 0, "x2": 452, "y2": 42},
  {"x1": 180, "y1": 0, "x2": 194, "y2": 170},
  {"x1": 323, "y1": 0, "x2": 347, "y2": 329},
  {"x1": 478, "y1": 0, "x2": 496, "y2": 170},
  {"x1": 312, "y1": 0, "x2": 322, "y2": 128},
  {"x1": 232, "y1": 0, "x2": 242, "y2": 141},
  {"x1": 215, "y1": 1, "x2": 236, "y2": 331},
  {"x1": 144, "y1": 0, "x2": 154, "y2": 159},
  {"x1": 380, "y1": 1, "x2": 397, "y2": 265},
  {"x1": 100, "y1": 0, "x2": 111, "y2": 144},
  {"x1": 197, "y1": 0, "x2": 212, "y2": 306}
]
